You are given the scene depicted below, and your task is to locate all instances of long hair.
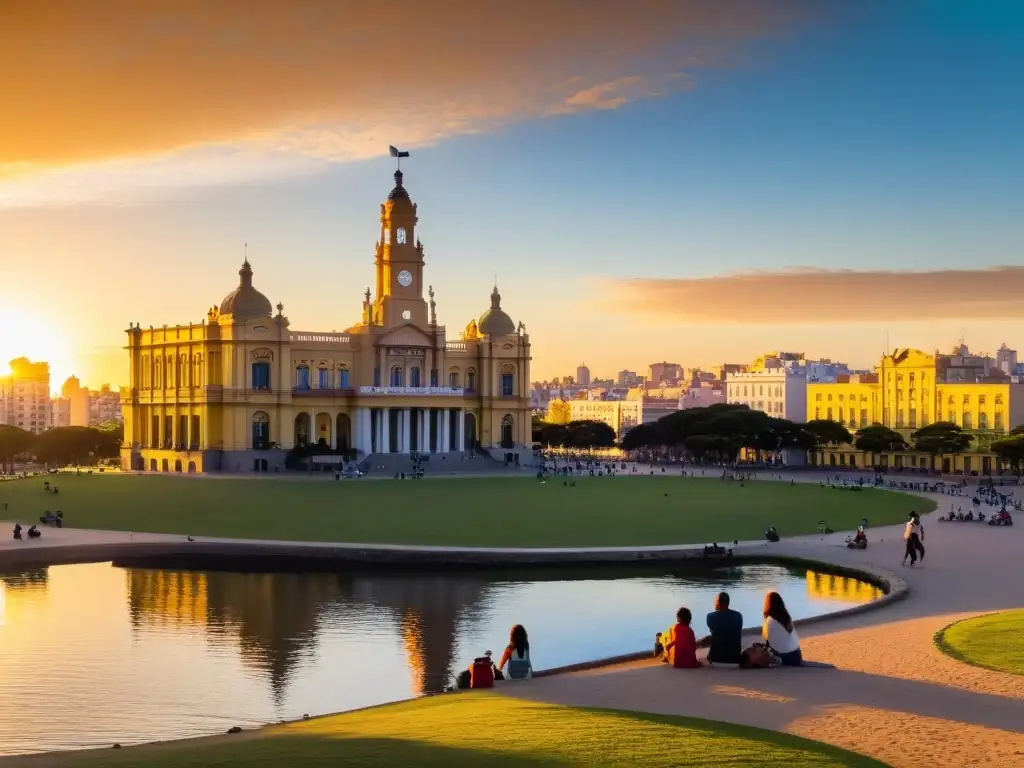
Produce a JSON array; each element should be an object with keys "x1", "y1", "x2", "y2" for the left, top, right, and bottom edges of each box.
[
  {"x1": 509, "y1": 624, "x2": 529, "y2": 658},
  {"x1": 762, "y1": 591, "x2": 793, "y2": 632}
]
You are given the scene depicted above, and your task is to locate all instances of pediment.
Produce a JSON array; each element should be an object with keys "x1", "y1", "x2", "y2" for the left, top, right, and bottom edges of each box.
[{"x1": 377, "y1": 323, "x2": 433, "y2": 348}]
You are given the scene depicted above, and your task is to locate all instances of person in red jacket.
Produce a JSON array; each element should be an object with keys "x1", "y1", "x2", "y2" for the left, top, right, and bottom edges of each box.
[{"x1": 665, "y1": 607, "x2": 701, "y2": 669}]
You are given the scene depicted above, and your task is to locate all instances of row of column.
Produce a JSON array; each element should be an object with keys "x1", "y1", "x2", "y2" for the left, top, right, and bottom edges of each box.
[{"x1": 352, "y1": 407, "x2": 467, "y2": 455}]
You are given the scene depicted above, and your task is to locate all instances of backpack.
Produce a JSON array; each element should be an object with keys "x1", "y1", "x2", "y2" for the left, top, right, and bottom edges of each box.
[
  {"x1": 469, "y1": 657, "x2": 495, "y2": 688},
  {"x1": 740, "y1": 644, "x2": 773, "y2": 669}
]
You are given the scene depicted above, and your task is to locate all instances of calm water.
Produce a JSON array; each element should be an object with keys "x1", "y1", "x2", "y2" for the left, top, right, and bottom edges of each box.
[{"x1": 0, "y1": 561, "x2": 880, "y2": 755}]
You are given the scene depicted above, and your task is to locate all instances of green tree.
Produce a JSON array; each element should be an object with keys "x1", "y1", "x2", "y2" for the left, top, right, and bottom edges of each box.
[
  {"x1": 854, "y1": 424, "x2": 907, "y2": 467},
  {"x1": 803, "y1": 419, "x2": 854, "y2": 466},
  {"x1": 563, "y1": 420, "x2": 617, "y2": 450},
  {"x1": 0, "y1": 425, "x2": 35, "y2": 474},
  {"x1": 33, "y1": 426, "x2": 120, "y2": 467},
  {"x1": 991, "y1": 434, "x2": 1024, "y2": 476},
  {"x1": 911, "y1": 421, "x2": 973, "y2": 471}
]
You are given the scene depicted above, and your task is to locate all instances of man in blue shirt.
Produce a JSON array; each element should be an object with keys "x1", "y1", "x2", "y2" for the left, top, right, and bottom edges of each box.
[{"x1": 706, "y1": 591, "x2": 743, "y2": 664}]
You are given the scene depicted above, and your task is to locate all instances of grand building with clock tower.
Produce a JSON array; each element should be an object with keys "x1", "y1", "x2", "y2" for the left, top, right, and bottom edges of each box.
[{"x1": 119, "y1": 168, "x2": 533, "y2": 474}]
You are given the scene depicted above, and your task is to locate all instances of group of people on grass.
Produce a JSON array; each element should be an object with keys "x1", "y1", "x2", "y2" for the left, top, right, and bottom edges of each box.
[{"x1": 660, "y1": 590, "x2": 803, "y2": 669}]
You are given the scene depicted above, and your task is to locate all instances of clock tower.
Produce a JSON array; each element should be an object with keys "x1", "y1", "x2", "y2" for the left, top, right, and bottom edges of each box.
[{"x1": 373, "y1": 169, "x2": 428, "y2": 328}]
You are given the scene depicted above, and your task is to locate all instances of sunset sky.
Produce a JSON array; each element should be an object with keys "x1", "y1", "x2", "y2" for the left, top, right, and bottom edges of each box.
[{"x1": 1, "y1": 1, "x2": 1022, "y2": 390}]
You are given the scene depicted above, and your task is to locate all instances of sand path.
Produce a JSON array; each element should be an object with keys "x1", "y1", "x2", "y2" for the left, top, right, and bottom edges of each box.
[{"x1": 507, "y1": 485, "x2": 1024, "y2": 768}]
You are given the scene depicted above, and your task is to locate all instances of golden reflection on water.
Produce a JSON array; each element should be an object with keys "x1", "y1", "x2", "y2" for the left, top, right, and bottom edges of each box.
[{"x1": 805, "y1": 570, "x2": 883, "y2": 603}]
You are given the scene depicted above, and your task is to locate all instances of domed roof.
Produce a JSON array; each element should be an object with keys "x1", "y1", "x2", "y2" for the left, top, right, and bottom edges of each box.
[
  {"x1": 219, "y1": 260, "x2": 273, "y2": 319},
  {"x1": 478, "y1": 285, "x2": 516, "y2": 337},
  {"x1": 387, "y1": 169, "x2": 412, "y2": 205}
]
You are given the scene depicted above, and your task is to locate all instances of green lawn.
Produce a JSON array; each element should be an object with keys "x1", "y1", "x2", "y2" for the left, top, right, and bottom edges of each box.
[
  {"x1": 15, "y1": 694, "x2": 888, "y2": 768},
  {"x1": 934, "y1": 610, "x2": 1024, "y2": 676},
  {"x1": 0, "y1": 474, "x2": 931, "y2": 547}
]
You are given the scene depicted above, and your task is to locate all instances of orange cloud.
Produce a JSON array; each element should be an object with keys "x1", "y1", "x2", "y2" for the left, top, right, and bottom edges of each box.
[
  {"x1": 607, "y1": 267, "x2": 1024, "y2": 323},
  {"x1": 0, "y1": 1, "x2": 816, "y2": 173}
]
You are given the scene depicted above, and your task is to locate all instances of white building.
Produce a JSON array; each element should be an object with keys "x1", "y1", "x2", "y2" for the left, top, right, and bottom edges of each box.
[
  {"x1": 726, "y1": 368, "x2": 807, "y2": 424},
  {"x1": 0, "y1": 358, "x2": 52, "y2": 434},
  {"x1": 568, "y1": 399, "x2": 642, "y2": 437}
]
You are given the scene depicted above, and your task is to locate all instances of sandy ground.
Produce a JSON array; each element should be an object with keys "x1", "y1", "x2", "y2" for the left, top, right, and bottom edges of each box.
[{"x1": 505, "y1": 485, "x2": 1024, "y2": 768}]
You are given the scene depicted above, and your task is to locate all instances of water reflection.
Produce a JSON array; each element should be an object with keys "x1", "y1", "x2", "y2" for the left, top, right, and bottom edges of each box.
[{"x1": 0, "y1": 561, "x2": 879, "y2": 755}]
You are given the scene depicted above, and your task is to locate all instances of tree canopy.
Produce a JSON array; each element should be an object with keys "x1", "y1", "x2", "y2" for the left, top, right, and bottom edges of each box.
[
  {"x1": 0, "y1": 425, "x2": 35, "y2": 473},
  {"x1": 853, "y1": 425, "x2": 908, "y2": 455},
  {"x1": 546, "y1": 399, "x2": 572, "y2": 426},
  {"x1": 911, "y1": 421, "x2": 973, "y2": 456},
  {"x1": 32, "y1": 426, "x2": 122, "y2": 466},
  {"x1": 537, "y1": 420, "x2": 616, "y2": 450},
  {"x1": 620, "y1": 404, "x2": 813, "y2": 461},
  {"x1": 991, "y1": 434, "x2": 1024, "y2": 475},
  {"x1": 804, "y1": 419, "x2": 854, "y2": 447}
]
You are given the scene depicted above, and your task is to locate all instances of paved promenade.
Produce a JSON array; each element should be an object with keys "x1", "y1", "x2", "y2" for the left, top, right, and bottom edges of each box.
[{"x1": 507, "y1": 494, "x2": 1024, "y2": 768}]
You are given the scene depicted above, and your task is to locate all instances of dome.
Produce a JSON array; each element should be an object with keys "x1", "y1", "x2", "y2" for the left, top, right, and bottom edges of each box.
[
  {"x1": 478, "y1": 285, "x2": 516, "y2": 337},
  {"x1": 387, "y1": 169, "x2": 413, "y2": 206},
  {"x1": 219, "y1": 260, "x2": 273, "y2": 319}
]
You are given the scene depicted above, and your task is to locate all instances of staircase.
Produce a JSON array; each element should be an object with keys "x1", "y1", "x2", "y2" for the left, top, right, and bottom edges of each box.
[{"x1": 358, "y1": 451, "x2": 514, "y2": 476}]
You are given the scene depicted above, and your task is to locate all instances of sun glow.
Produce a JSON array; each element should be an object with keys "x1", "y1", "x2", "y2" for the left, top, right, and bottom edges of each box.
[{"x1": 0, "y1": 307, "x2": 72, "y2": 388}]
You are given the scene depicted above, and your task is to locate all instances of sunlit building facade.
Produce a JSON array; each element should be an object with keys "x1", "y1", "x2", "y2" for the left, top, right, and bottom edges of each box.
[
  {"x1": 0, "y1": 358, "x2": 51, "y2": 434},
  {"x1": 121, "y1": 169, "x2": 532, "y2": 473},
  {"x1": 807, "y1": 347, "x2": 1024, "y2": 473}
]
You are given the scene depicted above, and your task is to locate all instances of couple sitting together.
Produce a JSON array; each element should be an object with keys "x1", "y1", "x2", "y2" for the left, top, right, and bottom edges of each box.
[{"x1": 660, "y1": 591, "x2": 803, "y2": 669}]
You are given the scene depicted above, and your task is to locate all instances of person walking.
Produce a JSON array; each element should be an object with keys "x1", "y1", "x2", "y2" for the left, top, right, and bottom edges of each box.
[{"x1": 903, "y1": 512, "x2": 924, "y2": 566}]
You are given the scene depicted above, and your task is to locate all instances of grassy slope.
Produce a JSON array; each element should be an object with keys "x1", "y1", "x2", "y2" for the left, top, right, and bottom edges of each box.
[
  {"x1": 0, "y1": 474, "x2": 931, "y2": 547},
  {"x1": 10, "y1": 694, "x2": 888, "y2": 768},
  {"x1": 935, "y1": 610, "x2": 1024, "y2": 676}
]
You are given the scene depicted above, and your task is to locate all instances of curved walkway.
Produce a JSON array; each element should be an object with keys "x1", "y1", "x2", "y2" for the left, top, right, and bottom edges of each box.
[{"x1": 506, "y1": 489, "x2": 1024, "y2": 768}]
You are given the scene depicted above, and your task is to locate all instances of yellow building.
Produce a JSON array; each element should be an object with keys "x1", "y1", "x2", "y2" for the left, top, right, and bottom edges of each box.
[
  {"x1": 807, "y1": 348, "x2": 1024, "y2": 473},
  {"x1": 121, "y1": 168, "x2": 533, "y2": 473}
]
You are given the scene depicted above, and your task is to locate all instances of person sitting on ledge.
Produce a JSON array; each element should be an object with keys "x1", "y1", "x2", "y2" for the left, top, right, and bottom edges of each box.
[
  {"x1": 706, "y1": 592, "x2": 743, "y2": 665},
  {"x1": 664, "y1": 607, "x2": 701, "y2": 669},
  {"x1": 762, "y1": 591, "x2": 802, "y2": 666},
  {"x1": 27, "y1": 525, "x2": 41, "y2": 539},
  {"x1": 846, "y1": 525, "x2": 868, "y2": 549},
  {"x1": 498, "y1": 624, "x2": 533, "y2": 680},
  {"x1": 12, "y1": 524, "x2": 22, "y2": 540},
  {"x1": 765, "y1": 526, "x2": 780, "y2": 543}
]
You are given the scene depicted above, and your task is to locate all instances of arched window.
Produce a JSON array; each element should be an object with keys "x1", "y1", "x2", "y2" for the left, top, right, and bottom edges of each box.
[
  {"x1": 500, "y1": 365, "x2": 515, "y2": 397},
  {"x1": 963, "y1": 412, "x2": 973, "y2": 430},
  {"x1": 296, "y1": 364, "x2": 310, "y2": 390},
  {"x1": 449, "y1": 369, "x2": 460, "y2": 388},
  {"x1": 252, "y1": 361, "x2": 271, "y2": 390},
  {"x1": 154, "y1": 358, "x2": 162, "y2": 389},
  {"x1": 466, "y1": 369, "x2": 477, "y2": 391},
  {"x1": 410, "y1": 366, "x2": 421, "y2": 387},
  {"x1": 979, "y1": 412, "x2": 988, "y2": 430},
  {"x1": 317, "y1": 366, "x2": 330, "y2": 389},
  {"x1": 194, "y1": 354, "x2": 203, "y2": 388},
  {"x1": 390, "y1": 366, "x2": 404, "y2": 387},
  {"x1": 338, "y1": 367, "x2": 350, "y2": 389},
  {"x1": 252, "y1": 411, "x2": 270, "y2": 450},
  {"x1": 500, "y1": 414, "x2": 515, "y2": 447}
]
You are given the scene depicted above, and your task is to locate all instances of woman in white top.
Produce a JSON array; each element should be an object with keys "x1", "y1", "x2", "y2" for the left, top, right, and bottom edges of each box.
[{"x1": 762, "y1": 591, "x2": 802, "y2": 666}]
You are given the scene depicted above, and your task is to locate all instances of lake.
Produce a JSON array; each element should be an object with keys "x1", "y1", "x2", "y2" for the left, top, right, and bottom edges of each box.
[{"x1": 0, "y1": 560, "x2": 880, "y2": 755}]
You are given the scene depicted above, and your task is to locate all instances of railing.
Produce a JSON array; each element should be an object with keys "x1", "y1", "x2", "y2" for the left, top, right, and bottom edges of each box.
[
  {"x1": 292, "y1": 388, "x2": 357, "y2": 396},
  {"x1": 445, "y1": 342, "x2": 467, "y2": 351},
  {"x1": 358, "y1": 386, "x2": 464, "y2": 396},
  {"x1": 289, "y1": 332, "x2": 351, "y2": 344}
]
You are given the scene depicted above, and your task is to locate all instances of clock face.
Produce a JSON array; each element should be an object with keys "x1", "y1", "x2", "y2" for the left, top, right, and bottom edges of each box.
[
  {"x1": 396, "y1": 227, "x2": 407, "y2": 245},
  {"x1": 397, "y1": 270, "x2": 413, "y2": 287},
  {"x1": 402, "y1": 310, "x2": 412, "y2": 321}
]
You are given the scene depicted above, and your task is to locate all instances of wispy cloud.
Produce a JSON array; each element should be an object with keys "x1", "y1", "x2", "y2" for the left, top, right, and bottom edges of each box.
[
  {"x1": 604, "y1": 267, "x2": 1024, "y2": 323},
  {"x1": 0, "y1": 1, "x2": 817, "y2": 204}
]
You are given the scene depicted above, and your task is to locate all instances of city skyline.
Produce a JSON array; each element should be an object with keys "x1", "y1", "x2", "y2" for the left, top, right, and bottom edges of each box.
[{"x1": 2, "y1": 2, "x2": 1022, "y2": 388}]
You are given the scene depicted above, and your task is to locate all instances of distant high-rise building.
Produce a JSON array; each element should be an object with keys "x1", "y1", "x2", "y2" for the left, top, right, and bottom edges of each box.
[
  {"x1": 51, "y1": 397, "x2": 71, "y2": 428},
  {"x1": 0, "y1": 358, "x2": 51, "y2": 434},
  {"x1": 997, "y1": 343, "x2": 1018, "y2": 375},
  {"x1": 576, "y1": 364, "x2": 591, "y2": 386},
  {"x1": 89, "y1": 384, "x2": 123, "y2": 425},
  {"x1": 647, "y1": 362, "x2": 682, "y2": 386},
  {"x1": 61, "y1": 375, "x2": 91, "y2": 427},
  {"x1": 616, "y1": 369, "x2": 639, "y2": 386}
]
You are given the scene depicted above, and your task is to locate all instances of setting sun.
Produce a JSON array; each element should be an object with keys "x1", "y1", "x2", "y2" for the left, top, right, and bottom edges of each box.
[{"x1": 0, "y1": 307, "x2": 71, "y2": 388}]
